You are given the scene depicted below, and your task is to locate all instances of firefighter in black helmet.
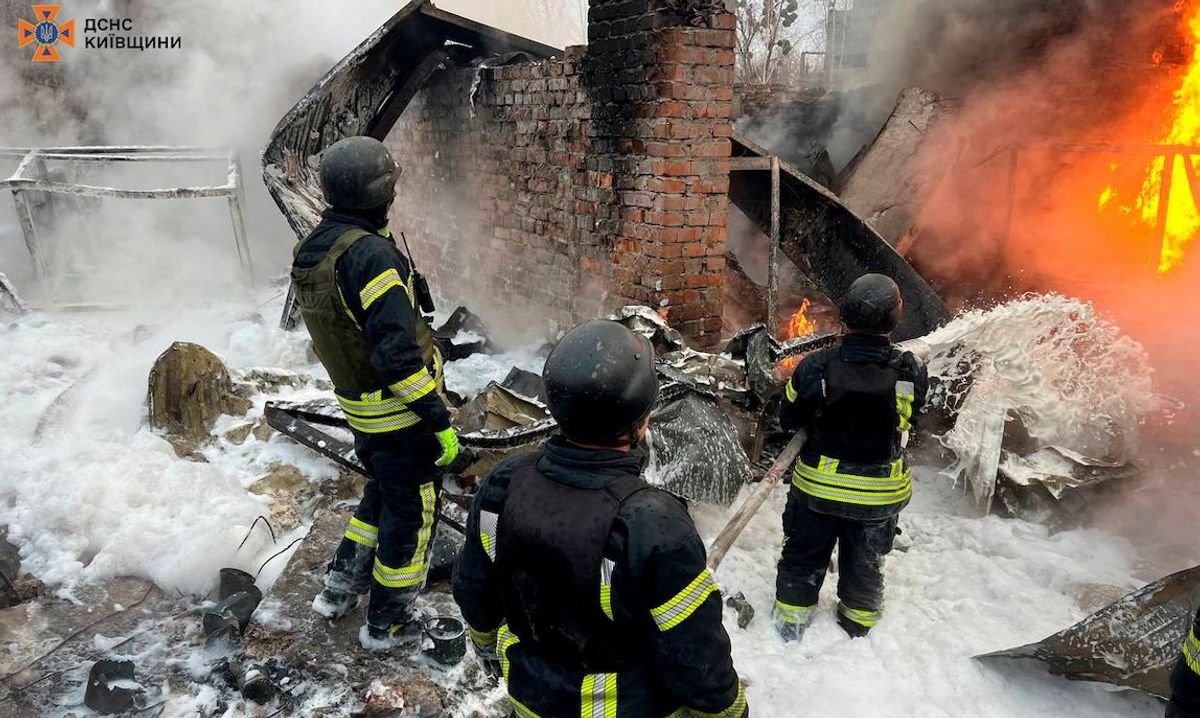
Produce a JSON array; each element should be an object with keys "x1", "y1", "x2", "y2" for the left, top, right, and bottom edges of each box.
[
  {"x1": 291, "y1": 136, "x2": 458, "y2": 649},
  {"x1": 1167, "y1": 607, "x2": 1200, "y2": 718},
  {"x1": 773, "y1": 273, "x2": 929, "y2": 641},
  {"x1": 453, "y1": 320, "x2": 748, "y2": 718}
]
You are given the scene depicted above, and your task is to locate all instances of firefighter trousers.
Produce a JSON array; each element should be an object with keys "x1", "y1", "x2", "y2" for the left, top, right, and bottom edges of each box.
[
  {"x1": 324, "y1": 430, "x2": 442, "y2": 630},
  {"x1": 775, "y1": 489, "x2": 898, "y2": 632}
]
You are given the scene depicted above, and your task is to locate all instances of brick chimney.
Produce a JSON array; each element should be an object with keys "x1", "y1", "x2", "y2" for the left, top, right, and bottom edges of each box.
[{"x1": 584, "y1": 0, "x2": 736, "y2": 348}]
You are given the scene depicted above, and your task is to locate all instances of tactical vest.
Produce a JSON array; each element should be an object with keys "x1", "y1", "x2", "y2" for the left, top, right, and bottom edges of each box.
[
  {"x1": 290, "y1": 227, "x2": 439, "y2": 398},
  {"x1": 495, "y1": 466, "x2": 649, "y2": 671},
  {"x1": 793, "y1": 347, "x2": 917, "y2": 517}
]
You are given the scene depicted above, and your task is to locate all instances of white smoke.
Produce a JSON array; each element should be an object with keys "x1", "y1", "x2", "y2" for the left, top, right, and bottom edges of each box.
[{"x1": 0, "y1": 0, "x2": 583, "y2": 306}]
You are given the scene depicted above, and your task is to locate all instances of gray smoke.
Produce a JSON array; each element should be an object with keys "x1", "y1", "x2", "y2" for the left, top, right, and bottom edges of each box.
[{"x1": 825, "y1": 0, "x2": 1164, "y2": 165}]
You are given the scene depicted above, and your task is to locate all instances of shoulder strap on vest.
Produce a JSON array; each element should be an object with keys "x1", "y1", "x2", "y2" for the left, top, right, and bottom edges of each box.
[
  {"x1": 293, "y1": 226, "x2": 374, "y2": 261},
  {"x1": 602, "y1": 474, "x2": 650, "y2": 507}
]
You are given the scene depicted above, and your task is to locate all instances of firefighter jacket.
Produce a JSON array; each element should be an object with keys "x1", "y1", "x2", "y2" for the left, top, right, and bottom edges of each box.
[
  {"x1": 1169, "y1": 607, "x2": 1200, "y2": 718},
  {"x1": 291, "y1": 209, "x2": 449, "y2": 436},
  {"x1": 453, "y1": 435, "x2": 747, "y2": 718},
  {"x1": 780, "y1": 332, "x2": 929, "y2": 521}
]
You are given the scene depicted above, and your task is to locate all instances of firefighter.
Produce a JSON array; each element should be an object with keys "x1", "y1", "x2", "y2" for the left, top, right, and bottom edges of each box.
[
  {"x1": 452, "y1": 320, "x2": 748, "y2": 718},
  {"x1": 773, "y1": 273, "x2": 928, "y2": 641},
  {"x1": 1167, "y1": 607, "x2": 1200, "y2": 718},
  {"x1": 291, "y1": 136, "x2": 458, "y2": 650}
]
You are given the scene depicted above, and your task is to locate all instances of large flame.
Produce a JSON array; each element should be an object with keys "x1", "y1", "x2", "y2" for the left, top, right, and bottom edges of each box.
[{"x1": 1099, "y1": 0, "x2": 1200, "y2": 274}]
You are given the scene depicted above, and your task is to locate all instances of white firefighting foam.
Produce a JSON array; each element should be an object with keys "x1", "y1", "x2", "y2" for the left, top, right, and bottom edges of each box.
[
  {"x1": 918, "y1": 294, "x2": 1160, "y2": 489},
  {"x1": 0, "y1": 289, "x2": 1170, "y2": 716}
]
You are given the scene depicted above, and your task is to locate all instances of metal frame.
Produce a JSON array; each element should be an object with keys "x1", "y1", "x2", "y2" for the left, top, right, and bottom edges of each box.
[
  {"x1": 1002, "y1": 142, "x2": 1200, "y2": 260},
  {"x1": 729, "y1": 154, "x2": 783, "y2": 337},
  {"x1": 0, "y1": 145, "x2": 253, "y2": 310}
]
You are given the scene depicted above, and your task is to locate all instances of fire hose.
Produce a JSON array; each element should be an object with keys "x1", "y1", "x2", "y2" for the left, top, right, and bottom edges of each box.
[{"x1": 706, "y1": 431, "x2": 805, "y2": 570}]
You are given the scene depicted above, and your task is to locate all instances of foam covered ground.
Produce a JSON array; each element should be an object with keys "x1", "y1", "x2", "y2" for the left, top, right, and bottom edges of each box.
[{"x1": 0, "y1": 290, "x2": 1168, "y2": 716}]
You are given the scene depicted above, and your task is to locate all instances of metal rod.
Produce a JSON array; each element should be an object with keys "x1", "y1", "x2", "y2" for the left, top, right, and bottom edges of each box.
[
  {"x1": 0, "y1": 271, "x2": 26, "y2": 313},
  {"x1": 7, "y1": 149, "x2": 42, "y2": 183},
  {"x1": 10, "y1": 190, "x2": 48, "y2": 279},
  {"x1": 1155, "y1": 153, "x2": 1176, "y2": 259},
  {"x1": 0, "y1": 145, "x2": 223, "y2": 157},
  {"x1": 25, "y1": 153, "x2": 230, "y2": 163},
  {"x1": 228, "y1": 195, "x2": 254, "y2": 283},
  {"x1": 0, "y1": 179, "x2": 237, "y2": 199},
  {"x1": 729, "y1": 156, "x2": 774, "y2": 172},
  {"x1": 768, "y1": 156, "x2": 781, "y2": 338}
]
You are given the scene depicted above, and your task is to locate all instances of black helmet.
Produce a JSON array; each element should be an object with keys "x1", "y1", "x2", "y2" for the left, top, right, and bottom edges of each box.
[
  {"x1": 543, "y1": 320, "x2": 659, "y2": 444},
  {"x1": 840, "y1": 273, "x2": 903, "y2": 334},
  {"x1": 318, "y1": 136, "x2": 400, "y2": 210}
]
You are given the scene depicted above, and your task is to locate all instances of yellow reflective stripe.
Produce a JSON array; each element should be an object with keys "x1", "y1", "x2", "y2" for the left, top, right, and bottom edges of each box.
[
  {"x1": 431, "y1": 350, "x2": 444, "y2": 386},
  {"x1": 469, "y1": 625, "x2": 498, "y2": 652},
  {"x1": 1185, "y1": 627, "x2": 1200, "y2": 675},
  {"x1": 336, "y1": 393, "x2": 409, "y2": 415},
  {"x1": 785, "y1": 379, "x2": 798, "y2": 403},
  {"x1": 343, "y1": 517, "x2": 379, "y2": 548},
  {"x1": 497, "y1": 623, "x2": 520, "y2": 680},
  {"x1": 581, "y1": 673, "x2": 617, "y2": 718},
  {"x1": 686, "y1": 683, "x2": 748, "y2": 718},
  {"x1": 600, "y1": 558, "x2": 615, "y2": 621},
  {"x1": 510, "y1": 695, "x2": 542, "y2": 718},
  {"x1": 896, "y1": 380, "x2": 915, "y2": 432},
  {"x1": 371, "y1": 482, "x2": 437, "y2": 588},
  {"x1": 839, "y1": 603, "x2": 882, "y2": 628},
  {"x1": 345, "y1": 412, "x2": 421, "y2": 434},
  {"x1": 480, "y1": 510, "x2": 499, "y2": 562},
  {"x1": 794, "y1": 476, "x2": 913, "y2": 506},
  {"x1": 335, "y1": 394, "x2": 422, "y2": 433},
  {"x1": 650, "y1": 569, "x2": 718, "y2": 632},
  {"x1": 772, "y1": 599, "x2": 815, "y2": 626},
  {"x1": 794, "y1": 463, "x2": 911, "y2": 492},
  {"x1": 389, "y1": 367, "x2": 437, "y2": 404},
  {"x1": 792, "y1": 456, "x2": 913, "y2": 506},
  {"x1": 359, "y1": 268, "x2": 405, "y2": 310}
]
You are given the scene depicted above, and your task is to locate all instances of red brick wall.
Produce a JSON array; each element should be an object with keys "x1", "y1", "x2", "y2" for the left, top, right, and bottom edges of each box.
[{"x1": 387, "y1": 2, "x2": 734, "y2": 347}]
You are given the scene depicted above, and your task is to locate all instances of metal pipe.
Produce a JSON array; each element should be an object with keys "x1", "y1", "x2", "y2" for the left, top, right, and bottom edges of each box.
[{"x1": 768, "y1": 156, "x2": 781, "y2": 338}]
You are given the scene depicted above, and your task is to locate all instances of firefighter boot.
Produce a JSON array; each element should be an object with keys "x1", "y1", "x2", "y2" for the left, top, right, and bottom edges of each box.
[
  {"x1": 359, "y1": 585, "x2": 422, "y2": 651},
  {"x1": 312, "y1": 589, "x2": 361, "y2": 620},
  {"x1": 837, "y1": 603, "x2": 879, "y2": 638},
  {"x1": 311, "y1": 539, "x2": 375, "y2": 620},
  {"x1": 772, "y1": 601, "x2": 816, "y2": 643}
]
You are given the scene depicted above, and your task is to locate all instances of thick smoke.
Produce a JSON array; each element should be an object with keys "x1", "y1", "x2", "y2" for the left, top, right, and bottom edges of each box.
[
  {"x1": 0, "y1": 0, "x2": 582, "y2": 307},
  {"x1": 829, "y1": 0, "x2": 1200, "y2": 557}
]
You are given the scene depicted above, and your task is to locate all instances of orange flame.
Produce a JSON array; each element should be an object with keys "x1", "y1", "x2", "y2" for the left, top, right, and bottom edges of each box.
[
  {"x1": 776, "y1": 299, "x2": 816, "y2": 378},
  {"x1": 785, "y1": 298, "x2": 816, "y2": 339},
  {"x1": 1098, "y1": 1, "x2": 1200, "y2": 274}
]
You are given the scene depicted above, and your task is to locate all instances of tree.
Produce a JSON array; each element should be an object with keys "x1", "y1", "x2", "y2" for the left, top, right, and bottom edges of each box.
[{"x1": 734, "y1": 0, "x2": 817, "y2": 85}]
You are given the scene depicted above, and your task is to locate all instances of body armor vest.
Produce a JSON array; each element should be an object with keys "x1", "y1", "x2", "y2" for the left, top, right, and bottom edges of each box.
[
  {"x1": 290, "y1": 227, "x2": 437, "y2": 397},
  {"x1": 495, "y1": 465, "x2": 648, "y2": 671},
  {"x1": 806, "y1": 347, "x2": 907, "y2": 465}
]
